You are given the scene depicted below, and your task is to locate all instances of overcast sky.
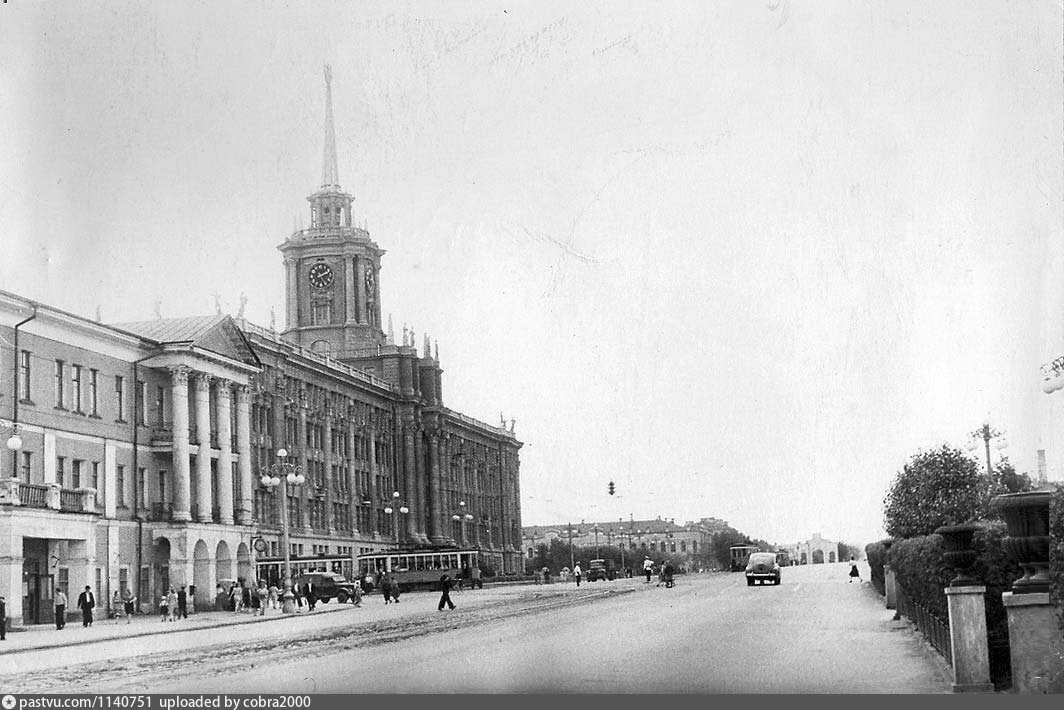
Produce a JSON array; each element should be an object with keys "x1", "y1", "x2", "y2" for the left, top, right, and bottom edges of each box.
[{"x1": 2, "y1": 1, "x2": 1062, "y2": 547}]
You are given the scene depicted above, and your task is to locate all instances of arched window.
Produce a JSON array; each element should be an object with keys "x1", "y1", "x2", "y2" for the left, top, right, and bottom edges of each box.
[{"x1": 310, "y1": 340, "x2": 331, "y2": 356}]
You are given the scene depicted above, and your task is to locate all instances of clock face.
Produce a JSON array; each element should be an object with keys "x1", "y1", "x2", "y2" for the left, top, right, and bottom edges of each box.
[{"x1": 308, "y1": 263, "x2": 334, "y2": 289}]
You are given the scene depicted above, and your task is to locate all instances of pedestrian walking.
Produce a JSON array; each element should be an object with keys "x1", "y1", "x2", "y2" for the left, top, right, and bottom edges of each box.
[
  {"x1": 849, "y1": 557, "x2": 861, "y2": 584},
  {"x1": 352, "y1": 579, "x2": 363, "y2": 607},
  {"x1": 664, "y1": 560, "x2": 675, "y2": 589},
  {"x1": 54, "y1": 588, "x2": 67, "y2": 629},
  {"x1": 77, "y1": 585, "x2": 96, "y2": 627},
  {"x1": 306, "y1": 581, "x2": 317, "y2": 611},
  {"x1": 177, "y1": 585, "x2": 188, "y2": 619},
  {"x1": 268, "y1": 583, "x2": 279, "y2": 609},
  {"x1": 257, "y1": 582, "x2": 268, "y2": 615},
  {"x1": 388, "y1": 574, "x2": 401, "y2": 603},
  {"x1": 381, "y1": 576, "x2": 392, "y2": 604},
  {"x1": 166, "y1": 586, "x2": 178, "y2": 622},
  {"x1": 241, "y1": 582, "x2": 252, "y2": 613},
  {"x1": 437, "y1": 573, "x2": 456, "y2": 611},
  {"x1": 233, "y1": 582, "x2": 245, "y2": 613},
  {"x1": 0, "y1": 595, "x2": 7, "y2": 640},
  {"x1": 112, "y1": 590, "x2": 122, "y2": 620},
  {"x1": 159, "y1": 593, "x2": 169, "y2": 621},
  {"x1": 122, "y1": 588, "x2": 136, "y2": 624},
  {"x1": 470, "y1": 564, "x2": 483, "y2": 590},
  {"x1": 656, "y1": 564, "x2": 665, "y2": 587},
  {"x1": 643, "y1": 556, "x2": 653, "y2": 583},
  {"x1": 573, "y1": 562, "x2": 583, "y2": 587}
]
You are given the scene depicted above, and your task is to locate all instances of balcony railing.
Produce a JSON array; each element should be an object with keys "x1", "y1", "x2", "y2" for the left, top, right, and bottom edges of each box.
[
  {"x1": 18, "y1": 483, "x2": 49, "y2": 508},
  {"x1": 149, "y1": 502, "x2": 173, "y2": 522},
  {"x1": 0, "y1": 480, "x2": 97, "y2": 513},
  {"x1": 59, "y1": 490, "x2": 83, "y2": 512}
]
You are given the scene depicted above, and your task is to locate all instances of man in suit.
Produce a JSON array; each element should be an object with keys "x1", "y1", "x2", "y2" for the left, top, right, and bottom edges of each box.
[
  {"x1": 54, "y1": 588, "x2": 67, "y2": 630},
  {"x1": 177, "y1": 585, "x2": 188, "y2": 619},
  {"x1": 0, "y1": 595, "x2": 7, "y2": 640},
  {"x1": 77, "y1": 585, "x2": 95, "y2": 627}
]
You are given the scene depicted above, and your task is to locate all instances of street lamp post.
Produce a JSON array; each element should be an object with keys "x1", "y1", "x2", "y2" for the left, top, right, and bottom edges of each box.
[
  {"x1": 259, "y1": 448, "x2": 305, "y2": 614},
  {"x1": 967, "y1": 422, "x2": 1007, "y2": 478},
  {"x1": 1, "y1": 419, "x2": 24, "y2": 478},
  {"x1": 451, "y1": 500, "x2": 474, "y2": 546},
  {"x1": 382, "y1": 491, "x2": 410, "y2": 546}
]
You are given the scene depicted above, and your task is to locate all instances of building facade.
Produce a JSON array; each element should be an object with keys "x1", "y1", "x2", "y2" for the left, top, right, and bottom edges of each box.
[
  {"x1": 0, "y1": 69, "x2": 522, "y2": 626},
  {"x1": 522, "y1": 517, "x2": 729, "y2": 571}
]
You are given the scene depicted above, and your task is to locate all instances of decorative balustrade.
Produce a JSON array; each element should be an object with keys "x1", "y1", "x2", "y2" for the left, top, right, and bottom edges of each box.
[
  {"x1": 59, "y1": 490, "x2": 82, "y2": 512},
  {"x1": 17, "y1": 482, "x2": 49, "y2": 508}
]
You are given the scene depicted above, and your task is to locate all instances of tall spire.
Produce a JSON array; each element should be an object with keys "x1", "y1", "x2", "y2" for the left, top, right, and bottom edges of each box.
[{"x1": 322, "y1": 64, "x2": 339, "y2": 188}]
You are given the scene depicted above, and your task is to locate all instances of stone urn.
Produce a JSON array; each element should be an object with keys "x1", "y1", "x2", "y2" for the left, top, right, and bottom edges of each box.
[
  {"x1": 934, "y1": 522, "x2": 982, "y2": 587},
  {"x1": 991, "y1": 490, "x2": 1051, "y2": 594}
]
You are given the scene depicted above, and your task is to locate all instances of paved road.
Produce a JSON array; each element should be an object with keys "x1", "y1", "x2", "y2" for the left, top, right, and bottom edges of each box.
[{"x1": 99, "y1": 562, "x2": 950, "y2": 694}]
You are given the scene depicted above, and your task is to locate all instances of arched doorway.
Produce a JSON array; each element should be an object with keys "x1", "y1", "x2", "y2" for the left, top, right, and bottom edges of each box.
[
  {"x1": 153, "y1": 538, "x2": 172, "y2": 603},
  {"x1": 192, "y1": 540, "x2": 210, "y2": 611},
  {"x1": 800, "y1": 552, "x2": 808, "y2": 565},
  {"x1": 828, "y1": 551, "x2": 836, "y2": 563},
  {"x1": 237, "y1": 542, "x2": 252, "y2": 585},
  {"x1": 812, "y1": 549, "x2": 825, "y2": 564},
  {"x1": 216, "y1": 540, "x2": 233, "y2": 582}
]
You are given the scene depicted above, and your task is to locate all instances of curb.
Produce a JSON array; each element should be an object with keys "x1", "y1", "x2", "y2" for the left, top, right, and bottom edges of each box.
[{"x1": 0, "y1": 602, "x2": 357, "y2": 656}]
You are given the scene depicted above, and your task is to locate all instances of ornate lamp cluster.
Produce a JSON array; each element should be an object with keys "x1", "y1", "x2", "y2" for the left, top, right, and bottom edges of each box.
[
  {"x1": 1040, "y1": 355, "x2": 1064, "y2": 394},
  {"x1": 259, "y1": 448, "x2": 306, "y2": 489}
]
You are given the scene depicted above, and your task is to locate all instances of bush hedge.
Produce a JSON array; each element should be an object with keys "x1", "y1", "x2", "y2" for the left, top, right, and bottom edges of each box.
[
  {"x1": 864, "y1": 539, "x2": 890, "y2": 596},
  {"x1": 1051, "y1": 485, "x2": 1064, "y2": 636},
  {"x1": 886, "y1": 521, "x2": 1022, "y2": 689}
]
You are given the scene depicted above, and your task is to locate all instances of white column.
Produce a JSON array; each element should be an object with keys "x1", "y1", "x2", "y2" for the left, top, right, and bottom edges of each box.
[
  {"x1": 170, "y1": 366, "x2": 192, "y2": 522},
  {"x1": 234, "y1": 385, "x2": 253, "y2": 525},
  {"x1": 215, "y1": 379, "x2": 234, "y2": 525},
  {"x1": 193, "y1": 372, "x2": 213, "y2": 522},
  {"x1": 0, "y1": 527, "x2": 24, "y2": 625}
]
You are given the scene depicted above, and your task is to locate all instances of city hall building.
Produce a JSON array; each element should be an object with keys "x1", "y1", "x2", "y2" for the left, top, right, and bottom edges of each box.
[{"x1": 0, "y1": 71, "x2": 523, "y2": 626}]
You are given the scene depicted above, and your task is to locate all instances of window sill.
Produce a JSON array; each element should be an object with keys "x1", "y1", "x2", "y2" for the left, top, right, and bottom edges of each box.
[{"x1": 19, "y1": 399, "x2": 35, "y2": 407}]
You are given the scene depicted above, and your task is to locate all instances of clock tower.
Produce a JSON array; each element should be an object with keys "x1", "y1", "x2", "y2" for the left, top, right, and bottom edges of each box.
[{"x1": 280, "y1": 65, "x2": 386, "y2": 359}]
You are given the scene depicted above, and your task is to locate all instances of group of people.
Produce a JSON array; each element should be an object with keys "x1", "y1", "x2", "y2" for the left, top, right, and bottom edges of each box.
[
  {"x1": 642, "y1": 556, "x2": 675, "y2": 588},
  {"x1": 158, "y1": 585, "x2": 189, "y2": 621},
  {"x1": 52, "y1": 585, "x2": 100, "y2": 629}
]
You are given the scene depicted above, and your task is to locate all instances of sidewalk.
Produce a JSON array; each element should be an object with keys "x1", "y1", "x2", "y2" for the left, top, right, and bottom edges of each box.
[{"x1": 0, "y1": 601, "x2": 354, "y2": 655}]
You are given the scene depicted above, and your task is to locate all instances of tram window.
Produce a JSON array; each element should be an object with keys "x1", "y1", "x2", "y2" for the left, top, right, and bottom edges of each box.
[{"x1": 414, "y1": 557, "x2": 424, "y2": 571}]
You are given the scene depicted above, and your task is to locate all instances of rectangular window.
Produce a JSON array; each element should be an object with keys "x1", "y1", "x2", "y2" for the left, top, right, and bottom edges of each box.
[
  {"x1": 57, "y1": 567, "x2": 69, "y2": 598},
  {"x1": 135, "y1": 380, "x2": 147, "y2": 426},
  {"x1": 55, "y1": 360, "x2": 66, "y2": 408},
  {"x1": 115, "y1": 375, "x2": 126, "y2": 422},
  {"x1": 119, "y1": 567, "x2": 129, "y2": 596},
  {"x1": 72, "y1": 365, "x2": 83, "y2": 412},
  {"x1": 91, "y1": 461, "x2": 100, "y2": 491},
  {"x1": 56, "y1": 457, "x2": 66, "y2": 487},
  {"x1": 72, "y1": 460, "x2": 83, "y2": 489},
  {"x1": 21, "y1": 451, "x2": 31, "y2": 480},
  {"x1": 117, "y1": 464, "x2": 126, "y2": 507},
  {"x1": 19, "y1": 350, "x2": 31, "y2": 401},
  {"x1": 159, "y1": 470, "x2": 167, "y2": 503},
  {"x1": 89, "y1": 369, "x2": 99, "y2": 416},
  {"x1": 138, "y1": 467, "x2": 147, "y2": 508}
]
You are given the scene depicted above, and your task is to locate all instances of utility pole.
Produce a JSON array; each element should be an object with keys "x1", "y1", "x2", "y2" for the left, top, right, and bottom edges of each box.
[{"x1": 568, "y1": 522, "x2": 575, "y2": 571}]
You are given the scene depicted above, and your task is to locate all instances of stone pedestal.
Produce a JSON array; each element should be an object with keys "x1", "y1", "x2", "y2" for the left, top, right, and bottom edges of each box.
[
  {"x1": 1002, "y1": 592, "x2": 1064, "y2": 693},
  {"x1": 884, "y1": 564, "x2": 897, "y2": 610},
  {"x1": 945, "y1": 585, "x2": 995, "y2": 693}
]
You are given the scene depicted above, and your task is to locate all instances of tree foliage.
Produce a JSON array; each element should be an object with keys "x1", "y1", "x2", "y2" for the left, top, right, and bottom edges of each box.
[{"x1": 883, "y1": 445, "x2": 993, "y2": 538}]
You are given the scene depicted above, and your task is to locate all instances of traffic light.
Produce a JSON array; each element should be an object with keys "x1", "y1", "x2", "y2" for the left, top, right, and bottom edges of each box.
[{"x1": 608, "y1": 480, "x2": 615, "y2": 496}]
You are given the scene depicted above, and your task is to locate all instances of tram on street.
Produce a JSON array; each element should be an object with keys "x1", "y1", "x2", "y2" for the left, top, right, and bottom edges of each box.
[
  {"x1": 255, "y1": 555, "x2": 356, "y2": 587},
  {"x1": 357, "y1": 548, "x2": 481, "y2": 593},
  {"x1": 728, "y1": 544, "x2": 761, "y2": 572}
]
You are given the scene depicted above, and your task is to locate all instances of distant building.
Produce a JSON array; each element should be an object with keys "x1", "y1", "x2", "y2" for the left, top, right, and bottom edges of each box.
[
  {"x1": 785, "y1": 533, "x2": 838, "y2": 565},
  {"x1": 522, "y1": 516, "x2": 730, "y2": 570}
]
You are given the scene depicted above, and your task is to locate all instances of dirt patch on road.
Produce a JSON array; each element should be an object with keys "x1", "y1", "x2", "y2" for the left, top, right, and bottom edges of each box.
[{"x1": 1, "y1": 586, "x2": 637, "y2": 693}]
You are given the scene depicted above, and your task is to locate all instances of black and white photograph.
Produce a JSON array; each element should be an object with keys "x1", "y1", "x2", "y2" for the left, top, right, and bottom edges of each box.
[{"x1": 1, "y1": 0, "x2": 1062, "y2": 696}]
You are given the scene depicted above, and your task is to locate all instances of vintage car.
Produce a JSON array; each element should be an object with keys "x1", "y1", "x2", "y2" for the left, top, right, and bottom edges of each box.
[{"x1": 745, "y1": 552, "x2": 781, "y2": 586}]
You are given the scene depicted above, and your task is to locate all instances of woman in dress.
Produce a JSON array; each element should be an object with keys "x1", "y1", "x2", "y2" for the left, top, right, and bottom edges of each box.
[{"x1": 848, "y1": 557, "x2": 861, "y2": 583}]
